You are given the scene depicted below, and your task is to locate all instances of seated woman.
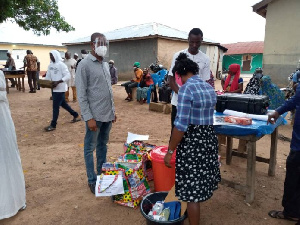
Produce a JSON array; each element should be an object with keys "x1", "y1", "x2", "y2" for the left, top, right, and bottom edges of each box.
[
  {"x1": 244, "y1": 67, "x2": 264, "y2": 95},
  {"x1": 221, "y1": 64, "x2": 243, "y2": 93},
  {"x1": 260, "y1": 75, "x2": 285, "y2": 110},
  {"x1": 164, "y1": 53, "x2": 220, "y2": 225},
  {"x1": 136, "y1": 68, "x2": 154, "y2": 104}
]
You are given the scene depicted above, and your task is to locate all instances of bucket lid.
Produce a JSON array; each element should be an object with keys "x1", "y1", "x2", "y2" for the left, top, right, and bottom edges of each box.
[{"x1": 149, "y1": 145, "x2": 176, "y2": 163}]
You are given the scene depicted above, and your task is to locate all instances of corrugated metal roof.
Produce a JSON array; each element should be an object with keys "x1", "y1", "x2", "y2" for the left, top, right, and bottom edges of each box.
[
  {"x1": 222, "y1": 41, "x2": 264, "y2": 55},
  {"x1": 64, "y1": 22, "x2": 219, "y2": 45}
]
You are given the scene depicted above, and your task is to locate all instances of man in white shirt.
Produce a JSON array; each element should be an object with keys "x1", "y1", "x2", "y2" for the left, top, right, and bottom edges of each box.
[
  {"x1": 64, "y1": 52, "x2": 77, "y2": 102},
  {"x1": 169, "y1": 28, "x2": 210, "y2": 128},
  {"x1": 44, "y1": 50, "x2": 80, "y2": 132}
]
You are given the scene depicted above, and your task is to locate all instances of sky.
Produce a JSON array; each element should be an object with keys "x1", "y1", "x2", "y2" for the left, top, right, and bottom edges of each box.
[{"x1": 0, "y1": 0, "x2": 266, "y2": 46}]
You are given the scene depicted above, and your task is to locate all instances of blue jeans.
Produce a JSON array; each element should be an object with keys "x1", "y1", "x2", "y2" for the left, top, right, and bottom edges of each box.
[
  {"x1": 51, "y1": 92, "x2": 78, "y2": 128},
  {"x1": 84, "y1": 121, "x2": 112, "y2": 184}
]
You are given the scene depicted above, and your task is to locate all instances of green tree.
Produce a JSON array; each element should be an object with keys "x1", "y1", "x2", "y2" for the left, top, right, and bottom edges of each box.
[{"x1": 0, "y1": 0, "x2": 74, "y2": 35}]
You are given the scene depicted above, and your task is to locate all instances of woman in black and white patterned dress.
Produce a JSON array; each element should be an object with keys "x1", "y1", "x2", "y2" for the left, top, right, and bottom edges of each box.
[{"x1": 164, "y1": 53, "x2": 220, "y2": 225}]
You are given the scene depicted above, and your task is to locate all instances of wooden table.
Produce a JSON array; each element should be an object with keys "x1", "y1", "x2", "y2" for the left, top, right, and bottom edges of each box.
[
  {"x1": 4, "y1": 74, "x2": 25, "y2": 94},
  {"x1": 214, "y1": 113, "x2": 285, "y2": 203},
  {"x1": 217, "y1": 128, "x2": 278, "y2": 203}
]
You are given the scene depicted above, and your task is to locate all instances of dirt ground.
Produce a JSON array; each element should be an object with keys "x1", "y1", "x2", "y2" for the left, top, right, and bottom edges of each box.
[{"x1": 0, "y1": 78, "x2": 296, "y2": 225}]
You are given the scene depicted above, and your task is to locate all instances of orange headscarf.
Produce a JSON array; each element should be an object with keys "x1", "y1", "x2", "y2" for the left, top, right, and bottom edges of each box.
[{"x1": 223, "y1": 64, "x2": 241, "y2": 92}]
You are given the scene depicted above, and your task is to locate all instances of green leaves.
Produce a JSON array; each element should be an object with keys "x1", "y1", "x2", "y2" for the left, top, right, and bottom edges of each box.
[{"x1": 0, "y1": 0, "x2": 74, "y2": 36}]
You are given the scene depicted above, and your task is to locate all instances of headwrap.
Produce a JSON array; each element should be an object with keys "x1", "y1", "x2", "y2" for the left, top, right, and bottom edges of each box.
[
  {"x1": 223, "y1": 64, "x2": 241, "y2": 92},
  {"x1": 260, "y1": 75, "x2": 285, "y2": 109}
]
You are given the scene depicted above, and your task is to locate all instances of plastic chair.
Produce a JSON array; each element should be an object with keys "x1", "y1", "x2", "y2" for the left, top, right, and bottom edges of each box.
[
  {"x1": 151, "y1": 73, "x2": 159, "y2": 86},
  {"x1": 146, "y1": 73, "x2": 160, "y2": 104},
  {"x1": 157, "y1": 69, "x2": 168, "y2": 87},
  {"x1": 146, "y1": 84, "x2": 154, "y2": 104}
]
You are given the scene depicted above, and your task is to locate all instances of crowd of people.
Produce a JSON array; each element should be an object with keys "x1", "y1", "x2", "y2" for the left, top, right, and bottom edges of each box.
[{"x1": 0, "y1": 29, "x2": 299, "y2": 225}]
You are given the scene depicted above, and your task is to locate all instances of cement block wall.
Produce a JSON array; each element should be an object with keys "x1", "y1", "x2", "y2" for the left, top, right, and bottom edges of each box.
[{"x1": 263, "y1": 0, "x2": 300, "y2": 87}]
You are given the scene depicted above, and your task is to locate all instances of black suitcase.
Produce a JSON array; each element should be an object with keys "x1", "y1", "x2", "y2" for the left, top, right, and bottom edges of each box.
[{"x1": 216, "y1": 93, "x2": 269, "y2": 115}]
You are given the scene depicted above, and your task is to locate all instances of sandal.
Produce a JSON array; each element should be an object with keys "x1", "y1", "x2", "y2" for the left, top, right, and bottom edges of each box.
[
  {"x1": 71, "y1": 116, "x2": 81, "y2": 123},
  {"x1": 125, "y1": 97, "x2": 130, "y2": 100},
  {"x1": 268, "y1": 210, "x2": 299, "y2": 222},
  {"x1": 44, "y1": 126, "x2": 56, "y2": 132}
]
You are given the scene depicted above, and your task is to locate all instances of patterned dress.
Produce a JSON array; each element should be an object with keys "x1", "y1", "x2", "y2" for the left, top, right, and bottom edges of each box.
[
  {"x1": 174, "y1": 76, "x2": 221, "y2": 202},
  {"x1": 244, "y1": 74, "x2": 261, "y2": 95},
  {"x1": 175, "y1": 125, "x2": 220, "y2": 202}
]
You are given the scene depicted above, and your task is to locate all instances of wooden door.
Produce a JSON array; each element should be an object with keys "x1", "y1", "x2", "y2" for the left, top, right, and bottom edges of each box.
[{"x1": 242, "y1": 54, "x2": 251, "y2": 71}]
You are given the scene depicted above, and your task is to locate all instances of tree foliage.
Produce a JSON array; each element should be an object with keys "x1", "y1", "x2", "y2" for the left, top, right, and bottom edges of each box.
[{"x1": 0, "y1": 0, "x2": 74, "y2": 35}]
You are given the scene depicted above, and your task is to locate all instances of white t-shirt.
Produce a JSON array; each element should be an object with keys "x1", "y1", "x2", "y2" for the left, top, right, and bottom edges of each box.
[
  {"x1": 168, "y1": 49, "x2": 210, "y2": 106},
  {"x1": 45, "y1": 62, "x2": 70, "y2": 92}
]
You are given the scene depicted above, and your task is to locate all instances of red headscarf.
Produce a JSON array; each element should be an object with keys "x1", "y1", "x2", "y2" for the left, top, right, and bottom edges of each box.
[{"x1": 223, "y1": 64, "x2": 241, "y2": 92}]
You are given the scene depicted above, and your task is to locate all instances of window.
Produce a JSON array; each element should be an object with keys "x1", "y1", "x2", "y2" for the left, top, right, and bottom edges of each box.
[{"x1": 0, "y1": 50, "x2": 8, "y2": 60}]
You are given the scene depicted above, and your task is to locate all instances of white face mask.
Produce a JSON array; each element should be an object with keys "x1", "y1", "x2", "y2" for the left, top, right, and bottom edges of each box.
[
  {"x1": 95, "y1": 46, "x2": 107, "y2": 57},
  {"x1": 82, "y1": 54, "x2": 87, "y2": 59},
  {"x1": 109, "y1": 64, "x2": 113, "y2": 67}
]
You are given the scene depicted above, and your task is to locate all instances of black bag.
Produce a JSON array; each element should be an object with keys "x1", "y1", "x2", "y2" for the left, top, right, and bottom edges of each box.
[
  {"x1": 158, "y1": 86, "x2": 172, "y2": 103},
  {"x1": 216, "y1": 93, "x2": 269, "y2": 115}
]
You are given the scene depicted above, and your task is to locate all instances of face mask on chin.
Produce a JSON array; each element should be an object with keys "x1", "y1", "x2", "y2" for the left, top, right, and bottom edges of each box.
[{"x1": 95, "y1": 46, "x2": 107, "y2": 57}]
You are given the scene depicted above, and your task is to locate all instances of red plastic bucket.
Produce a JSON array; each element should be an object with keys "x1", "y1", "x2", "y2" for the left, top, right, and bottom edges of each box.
[{"x1": 149, "y1": 146, "x2": 176, "y2": 192}]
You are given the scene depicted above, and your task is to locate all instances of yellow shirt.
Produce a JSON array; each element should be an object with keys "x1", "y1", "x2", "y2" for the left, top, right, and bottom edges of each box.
[{"x1": 134, "y1": 68, "x2": 143, "y2": 82}]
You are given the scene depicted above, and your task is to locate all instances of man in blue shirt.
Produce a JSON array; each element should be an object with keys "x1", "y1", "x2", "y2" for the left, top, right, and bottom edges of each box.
[
  {"x1": 292, "y1": 70, "x2": 300, "y2": 86},
  {"x1": 268, "y1": 84, "x2": 300, "y2": 223}
]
